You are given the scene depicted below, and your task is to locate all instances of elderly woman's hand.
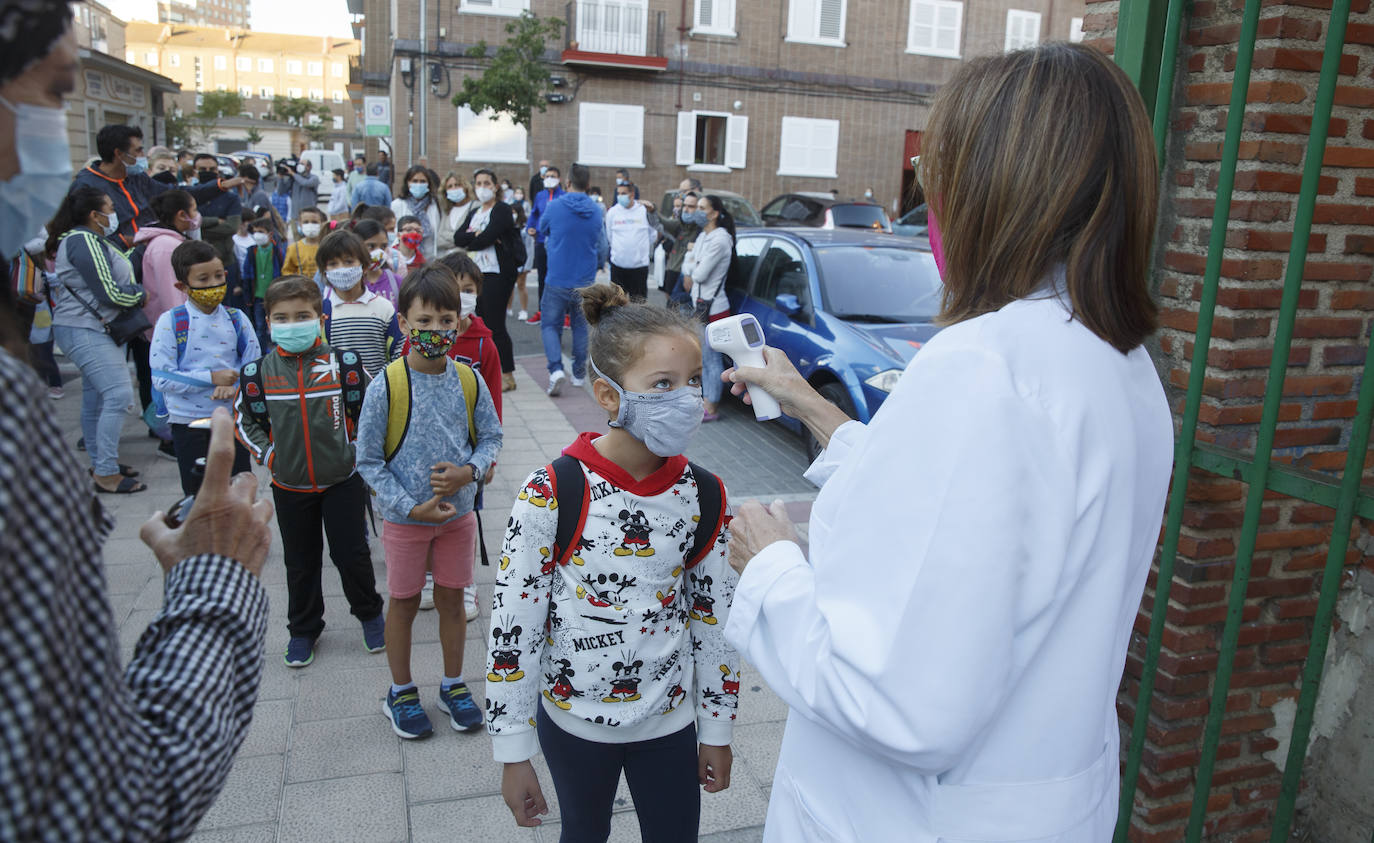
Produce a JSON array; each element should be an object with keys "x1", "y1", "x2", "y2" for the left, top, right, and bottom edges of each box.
[{"x1": 729, "y1": 499, "x2": 799, "y2": 575}]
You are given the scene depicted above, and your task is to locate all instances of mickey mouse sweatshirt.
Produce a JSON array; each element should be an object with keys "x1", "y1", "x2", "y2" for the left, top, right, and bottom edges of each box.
[{"x1": 486, "y1": 433, "x2": 740, "y2": 763}]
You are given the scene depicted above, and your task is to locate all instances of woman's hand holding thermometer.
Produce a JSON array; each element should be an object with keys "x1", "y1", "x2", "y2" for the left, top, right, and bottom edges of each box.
[{"x1": 708, "y1": 315, "x2": 782, "y2": 421}]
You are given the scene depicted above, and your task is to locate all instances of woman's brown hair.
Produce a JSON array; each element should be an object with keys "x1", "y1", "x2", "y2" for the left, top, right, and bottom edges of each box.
[{"x1": 920, "y1": 42, "x2": 1158, "y2": 353}]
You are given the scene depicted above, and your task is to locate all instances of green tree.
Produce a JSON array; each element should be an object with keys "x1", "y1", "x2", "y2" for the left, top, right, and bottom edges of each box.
[
  {"x1": 244, "y1": 126, "x2": 264, "y2": 148},
  {"x1": 452, "y1": 11, "x2": 564, "y2": 131},
  {"x1": 267, "y1": 95, "x2": 331, "y2": 127},
  {"x1": 164, "y1": 105, "x2": 192, "y2": 148},
  {"x1": 302, "y1": 120, "x2": 330, "y2": 146},
  {"x1": 185, "y1": 90, "x2": 245, "y2": 146}
]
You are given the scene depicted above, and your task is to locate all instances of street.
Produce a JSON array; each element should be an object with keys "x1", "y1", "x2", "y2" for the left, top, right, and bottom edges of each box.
[{"x1": 78, "y1": 282, "x2": 816, "y2": 841}]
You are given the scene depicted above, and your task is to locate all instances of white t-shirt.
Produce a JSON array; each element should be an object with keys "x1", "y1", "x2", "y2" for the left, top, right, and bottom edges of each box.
[
  {"x1": 466, "y1": 204, "x2": 500, "y2": 275},
  {"x1": 604, "y1": 201, "x2": 653, "y2": 269}
]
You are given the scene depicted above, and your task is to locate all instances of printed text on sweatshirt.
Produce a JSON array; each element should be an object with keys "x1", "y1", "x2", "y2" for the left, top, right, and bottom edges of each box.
[{"x1": 485, "y1": 433, "x2": 740, "y2": 763}]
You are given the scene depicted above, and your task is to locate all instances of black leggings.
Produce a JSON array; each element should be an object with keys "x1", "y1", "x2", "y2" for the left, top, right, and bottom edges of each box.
[
  {"x1": 534, "y1": 241, "x2": 548, "y2": 309},
  {"x1": 536, "y1": 705, "x2": 700, "y2": 843},
  {"x1": 477, "y1": 270, "x2": 516, "y2": 373}
]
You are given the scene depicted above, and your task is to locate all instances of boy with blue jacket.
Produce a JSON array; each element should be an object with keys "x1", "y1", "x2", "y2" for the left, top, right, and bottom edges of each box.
[{"x1": 535, "y1": 163, "x2": 604, "y2": 396}]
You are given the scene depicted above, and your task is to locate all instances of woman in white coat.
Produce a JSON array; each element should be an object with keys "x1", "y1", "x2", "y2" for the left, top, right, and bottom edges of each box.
[{"x1": 723, "y1": 44, "x2": 1173, "y2": 842}]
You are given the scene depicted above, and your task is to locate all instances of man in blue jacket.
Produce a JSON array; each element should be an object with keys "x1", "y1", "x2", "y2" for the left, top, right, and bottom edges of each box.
[
  {"x1": 525, "y1": 164, "x2": 565, "y2": 324},
  {"x1": 68, "y1": 124, "x2": 239, "y2": 250},
  {"x1": 536, "y1": 163, "x2": 602, "y2": 397},
  {"x1": 349, "y1": 162, "x2": 392, "y2": 210}
]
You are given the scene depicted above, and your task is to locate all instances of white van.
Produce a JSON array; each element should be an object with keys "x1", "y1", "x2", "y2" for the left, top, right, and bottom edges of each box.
[{"x1": 298, "y1": 149, "x2": 346, "y2": 199}]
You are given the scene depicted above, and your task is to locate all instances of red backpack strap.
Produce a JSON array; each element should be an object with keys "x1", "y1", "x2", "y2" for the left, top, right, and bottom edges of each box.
[{"x1": 548, "y1": 455, "x2": 590, "y2": 566}]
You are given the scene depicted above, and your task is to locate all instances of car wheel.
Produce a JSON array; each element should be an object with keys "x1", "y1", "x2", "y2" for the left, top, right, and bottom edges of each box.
[{"x1": 803, "y1": 382, "x2": 856, "y2": 462}]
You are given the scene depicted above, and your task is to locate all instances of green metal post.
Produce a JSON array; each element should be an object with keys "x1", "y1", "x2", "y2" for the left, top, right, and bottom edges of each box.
[
  {"x1": 1116, "y1": 0, "x2": 1172, "y2": 121},
  {"x1": 1184, "y1": 0, "x2": 1311, "y2": 835},
  {"x1": 1111, "y1": 0, "x2": 1228, "y2": 836},
  {"x1": 1267, "y1": 6, "x2": 1355, "y2": 837},
  {"x1": 1152, "y1": 0, "x2": 1190, "y2": 168}
]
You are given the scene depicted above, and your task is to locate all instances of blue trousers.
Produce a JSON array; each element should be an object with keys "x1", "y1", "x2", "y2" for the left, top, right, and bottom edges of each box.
[
  {"x1": 53, "y1": 324, "x2": 133, "y2": 476},
  {"x1": 540, "y1": 285, "x2": 588, "y2": 378},
  {"x1": 536, "y1": 705, "x2": 700, "y2": 843}
]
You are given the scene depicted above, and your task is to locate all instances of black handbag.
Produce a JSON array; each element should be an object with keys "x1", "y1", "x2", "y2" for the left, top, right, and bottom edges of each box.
[{"x1": 59, "y1": 276, "x2": 150, "y2": 345}]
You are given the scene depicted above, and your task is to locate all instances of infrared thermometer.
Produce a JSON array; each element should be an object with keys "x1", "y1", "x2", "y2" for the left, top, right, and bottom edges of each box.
[{"x1": 707, "y1": 314, "x2": 782, "y2": 421}]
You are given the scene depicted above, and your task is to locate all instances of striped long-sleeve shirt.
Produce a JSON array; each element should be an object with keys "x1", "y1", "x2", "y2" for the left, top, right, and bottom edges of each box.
[
  {"x1": 49, "y1": 228, "x2": 145, "y2": 332},
  {"x1": 324, "y1": 287, "x2": 403, "y2": 376},
  {"x1": 0, "y1": 349, "x2": 269, "y2": 842}
]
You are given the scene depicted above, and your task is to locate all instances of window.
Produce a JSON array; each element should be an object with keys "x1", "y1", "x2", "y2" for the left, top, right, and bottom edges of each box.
[
  {"x1": 239, "y1": 85, "x2": 252, "y2": 98},
  {"x1": 577, "y1": 103, "x2": 644, "y2": 168},
  {"x1": 333, "y1": 115, "x2": 344, "y2": 129},
  {"x1": 729, "y1": 236, "x2": 769, "y2": 293},
  {"x1": 169, "y1": 53, "x2": 180, "y2": 67},
  {"x1": 332, "y1": 62, "x2": 344, "y2": 77},
  {"x1": 457, "y1": 0, "x2": 529, "y2": 14},
  {"x1": 286, "y1": 60, "x2": 302, "y2": 75},
  {"x1": 145, "y1": 51, "x2": 159, "y2": 66},
  {"x1": 777, "y1": 116, "x2": 839, "y2": 178},
  {"x1": 751, "y1": 240, "x2": 811, "y2": 315},
  {"x1": 236, "y1": 56, "x2": 251, "y2": 71},
  {"x1": 1070, "y1": 16, "x2": 1084, "y2": 42},
  {"x1": 761, "y1": 195, "x2": 822, "y2": 225},
  {"x1": 456, "y1": 106, "x2": 529, "y2": 163},
  {"x1": 287, "y1": 87, "x2": 303, "y2": 98},
  {"x1": 308, "y1": 61, "x2": 323, "y2": 76},
  {"x1": 693, "y1": 0, "x2": 735, "y2": 35},
  {"x1": 787, "y1": 0, "x2": 846, "y2": 46},
  {"x1": 907, "y1": 0, "x2": 961, "y2": 58},
  {"x1": 214, "y1": 55, "x2": 227, "y2": 70},
  {"x1": 259, "y1": 86, "x2": 274, "y2": 98},
  {"x1": 1005, "y1": 9, "x2": 1041, "y2": 51},
  {"x1": 125, "y1": 49, "x2": 135, "y2": 63},
  {"x1": 332, "y1": 91, "x2": 344, "y2": 103},
  {"x1": 309, "y1": 89, "x2": 324, "y2": 101},
  {"x1": 258, "y1": 58, "x2": 273, "y2": 72},
  {"x1": 675, "y1": 111, "x2": 747, "y2": 170}
]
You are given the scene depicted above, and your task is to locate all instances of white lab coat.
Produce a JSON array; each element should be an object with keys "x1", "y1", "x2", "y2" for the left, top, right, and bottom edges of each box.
[{"x1": 724, "y1": 285, "x2": 1173, "y2": 842}]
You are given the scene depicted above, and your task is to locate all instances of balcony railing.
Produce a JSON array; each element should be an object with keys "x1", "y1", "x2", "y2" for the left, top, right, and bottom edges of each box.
[{"x1": 563, "y1": 1, "x2": 667, "y2": 69}]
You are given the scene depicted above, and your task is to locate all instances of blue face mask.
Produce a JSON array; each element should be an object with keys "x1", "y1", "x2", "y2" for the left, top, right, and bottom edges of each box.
[
  {"x1": 124, "y1": 152, "x2": 147, "y2": 176},
  {"x1": 683, "y1": 210, "x2": 707, "y2": 227},
  {"x1": 616, "y1": 194, "x2": 631, "y2": 208},
  {"x1": 409, "y1": 182, "x2": 429, "y2": 199},
  {"x1": 592, "y1": 360, "x2": 703, "y2": 458},
  {"x1": 0, "y1": 97, "x2": 72, "y2": 259},
  {"x1": 270, "y1": 319, "x2": 322, "y2": 353}
]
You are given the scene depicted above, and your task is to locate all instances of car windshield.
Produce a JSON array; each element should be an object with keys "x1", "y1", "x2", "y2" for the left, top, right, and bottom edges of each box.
[
  {"x1": 815, "y1": 246, "x2": 943, "y2": 323},
  {"x1": 721, "y1": 195, "x2": 762, "y2": 227},
  {"x1": 829, "y1": 205, "x2": 889, "y2": 231}
]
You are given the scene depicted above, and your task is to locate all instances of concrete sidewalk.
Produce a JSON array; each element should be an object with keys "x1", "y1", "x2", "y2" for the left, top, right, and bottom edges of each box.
[{"x1": 75, "y1": 353, "x2": 811, "y2": 842}]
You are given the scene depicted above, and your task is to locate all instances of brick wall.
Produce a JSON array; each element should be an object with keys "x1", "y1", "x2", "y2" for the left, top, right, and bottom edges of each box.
[{"x1": 1083, "y1": 0, "x2": 1374, "y2": 839}]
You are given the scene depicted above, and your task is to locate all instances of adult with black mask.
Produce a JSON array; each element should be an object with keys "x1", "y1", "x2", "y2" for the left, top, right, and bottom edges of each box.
[
  {"x1": 191, "y1": 153, "x2": 244, "y2": 305},
  {"x1": 69, "y1": 125, "x2": 240, "y2": 250}
]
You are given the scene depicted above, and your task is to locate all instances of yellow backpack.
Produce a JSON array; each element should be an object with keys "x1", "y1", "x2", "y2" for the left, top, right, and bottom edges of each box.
[{"x1": 382, "y1": 357, "x2": 478, "y2": 463}]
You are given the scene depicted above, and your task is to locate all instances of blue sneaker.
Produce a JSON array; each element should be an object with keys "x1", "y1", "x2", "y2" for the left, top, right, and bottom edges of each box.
[
  {"x1": 283, "y1": 636, "x2": 315, "y2": 668},
  {"x1": 383, "y1": 686, "x2": 433, "y2": 739},
  {"x1": 439, "y1": 683, "x2": 483, "y2": 732},
  {"x1": 361, "y1": 615, "x2": 386, "y2": 653}
]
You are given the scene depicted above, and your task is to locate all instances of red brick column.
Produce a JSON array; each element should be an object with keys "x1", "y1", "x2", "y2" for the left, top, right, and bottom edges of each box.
[{"x1": 1083, "y1": 1, "x2": 1374, "y2": 840}]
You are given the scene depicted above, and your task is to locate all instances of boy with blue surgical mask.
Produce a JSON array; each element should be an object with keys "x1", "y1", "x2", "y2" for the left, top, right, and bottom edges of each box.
[
  {"x1": 603, "y1": 181, "x2": 655, "y2": 301},
  {"x1": 234, "y1": 274, "x2": 387, "y2": 669}
]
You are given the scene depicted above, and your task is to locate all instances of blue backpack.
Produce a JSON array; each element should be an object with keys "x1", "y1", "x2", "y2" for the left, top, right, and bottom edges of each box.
[{"x1": 146, "y1": 304, "x2": 255, "y2": 436}]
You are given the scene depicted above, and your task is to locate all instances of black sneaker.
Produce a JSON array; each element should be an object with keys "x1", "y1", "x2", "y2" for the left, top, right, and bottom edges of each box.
[{"x1": 156, "y1": 440, "x2": 177, "y2": 461}]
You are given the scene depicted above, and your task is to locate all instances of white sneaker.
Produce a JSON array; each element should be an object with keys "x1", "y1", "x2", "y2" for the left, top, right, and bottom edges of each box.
[
  {"x1": 464, "y1": 587, "x2": 479, "y2": 623},
  {"x1": 517, "y1": 310, "x2": 528, "y2": 321},
  {"x1": 571, "y1": 374, "x2": 585, "y2": 387},
  {"x1": 546, "y1": 370, "x2": 566, "y2": 397},
  {"x1": 419, "y1": 575, "x2": 435, "y2": 610}
]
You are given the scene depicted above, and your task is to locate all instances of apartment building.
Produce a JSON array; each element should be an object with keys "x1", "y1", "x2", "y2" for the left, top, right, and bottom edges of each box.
[
  {"x1": 65, "y1": 1, "x2": 181, "y2": 169},
  {"x1": 158, "y1": 0, "x2": 250, "y2": 30},
  {"x1": 124, "y1": 21, "x2": 361, "y2": 156},
  {"x1": 358, "y1": 0, "x2": 1085, "y2": 214}
]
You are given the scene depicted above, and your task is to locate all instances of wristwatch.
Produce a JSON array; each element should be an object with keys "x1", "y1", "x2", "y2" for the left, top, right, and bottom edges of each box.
[{"x1": 466, "y1": 463, "x2": 479, "y2": 483}]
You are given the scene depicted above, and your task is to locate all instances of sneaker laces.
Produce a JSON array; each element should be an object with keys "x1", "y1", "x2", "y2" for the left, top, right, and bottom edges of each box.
[
  {"x1": 393, "y1": 690, "x2": 425, "y2": 720},
  {"x1": 443, "y1": 685, "x2": 477, "y2": 710}
]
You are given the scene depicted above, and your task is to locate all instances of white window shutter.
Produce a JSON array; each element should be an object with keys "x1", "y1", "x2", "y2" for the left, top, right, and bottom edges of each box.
[
  {"x1": 725, "y1": 115, "x2": 748, "y2": 169},
  {"x1": 937, "y1": 3, "x2": 961, "y2": 53},
  {"x1": 676, "y1": 112, "x2": 696, "y2": 166},
  {"x1": 788, "y1": 0, "x2": 816, "y2": 40},
  {"x1": 696, "y1": 0, "x2": 712, "y2": 28},
  {"x1": 813, "y1": 119, "x2": 838, "y2": 177},
  {"x1": 818, "y1": 0, "x2": 843, "y2": 40}
]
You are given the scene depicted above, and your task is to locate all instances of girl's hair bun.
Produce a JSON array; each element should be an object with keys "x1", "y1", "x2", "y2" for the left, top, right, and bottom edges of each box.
[{"x1": 580, "y1": 283, "x2": 630, "y2": 327}]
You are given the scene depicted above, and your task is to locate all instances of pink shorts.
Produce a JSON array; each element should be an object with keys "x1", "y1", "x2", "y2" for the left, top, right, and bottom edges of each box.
[{"x1": 381, "y1": 512, "x2": 477, "y2": 598}]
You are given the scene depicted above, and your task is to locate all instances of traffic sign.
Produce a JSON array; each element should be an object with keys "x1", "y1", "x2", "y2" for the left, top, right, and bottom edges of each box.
[{"x1": 364, "y1": 96, "x2": 391, "y2": 137}]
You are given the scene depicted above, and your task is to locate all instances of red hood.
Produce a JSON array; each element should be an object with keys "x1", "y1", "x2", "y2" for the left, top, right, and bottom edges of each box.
[
  {"x1": 460, "y1": 314, "x2": 494, "y2": 340},
  {"x1": 133, "y1": 225, "x2": 186, "y2": 245},
  {"x1": 563, "y1": 432, "x2": 689, "y2": 498}
]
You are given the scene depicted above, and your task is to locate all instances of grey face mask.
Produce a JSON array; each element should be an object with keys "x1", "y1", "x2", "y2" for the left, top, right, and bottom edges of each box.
[{"x1": 592, "y1": 360, "x2": 703, "y2": 458}]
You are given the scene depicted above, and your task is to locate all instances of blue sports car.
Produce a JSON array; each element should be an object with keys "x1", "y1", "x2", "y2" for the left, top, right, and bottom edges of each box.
[{"x1": 724, "y1": 227, "x2": 944, "y2": 457}]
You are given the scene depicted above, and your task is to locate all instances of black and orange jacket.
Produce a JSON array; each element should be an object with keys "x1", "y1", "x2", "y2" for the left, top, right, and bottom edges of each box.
[
  {"x1": 71, "y1": 166, "x2": 231, "y2": 249},
  {"x1": 233, "y1": 339, "x2": 367, "y2": 492}
]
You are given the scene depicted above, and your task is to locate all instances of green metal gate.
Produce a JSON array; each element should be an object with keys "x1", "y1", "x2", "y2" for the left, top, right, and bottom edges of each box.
[{"x1": 1111, "y1": 0, "x2": 1364, "y2": 839}]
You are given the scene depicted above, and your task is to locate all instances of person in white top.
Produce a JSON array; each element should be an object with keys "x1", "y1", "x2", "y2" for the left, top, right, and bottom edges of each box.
[
  {"x1": 721, "y1": 43, "x2": 1173, "y2": 843},
  {"x1": 435, "y1": 171, "x2": 473, "y2": 258},
  {"x1": 602, "y1": 182, "x2": 656, "y2": 300},
  {"x1": 452, "y1": 168, "x2": 521, "y2": 393}
]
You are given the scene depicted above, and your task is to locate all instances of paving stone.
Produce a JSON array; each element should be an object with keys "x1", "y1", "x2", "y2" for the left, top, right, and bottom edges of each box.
[
  {"x1": 700, "y1": 775, "x2": 772, "y2": 835},
  {"x1": 294, "y1": 664, "x2": 394, "y2": 722},
  {"x1": 731, "y1": 721, "x2": 787, "y2": 791},
  {"x1": 401, "y1": 725, "x2": 503, "y2": 803},
  {"x1": 237, "y1": 698, "x2": 293, "y2": 758},
  {"x1": 195, "y1": 754, "x2": 283, "y2": 830},
  {"x1": 189, "y1": 822, "x2": 277, "y2": 842},
  {"x1": 285, "y1": 715, "x2": 402, "y2": 783},
  {"x1": 278, "y1": 772, "x2": 407, "y2": 842},
  {"x1": 408, "y1": 795, "x2": 538, "y2": 843}
]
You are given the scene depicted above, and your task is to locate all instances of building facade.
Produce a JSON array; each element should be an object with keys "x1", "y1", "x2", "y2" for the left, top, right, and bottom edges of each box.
[
  {"x1": 66, "y1": 1, "x2": 181, "y2": 169},
  {"x1": 157, "y1": 0, "x2": 250, "y2": 31},
  {"x1": 123, "y1": 21, "x2": 362, "y2": 156},
  {"x1": 358, "y1": 0, "x2": 1085, "y2": 215}
]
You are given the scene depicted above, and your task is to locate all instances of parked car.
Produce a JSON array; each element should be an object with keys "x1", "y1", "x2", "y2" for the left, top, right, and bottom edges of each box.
[
  {"x1": 892, "y1": 204, "x2": 929, "y2": 238},
  {"x1": 656, "y1": 188, "x2": 762, "y2": 228},
  {"x1": 759, "y1": 192, "x2": 893, "y2": 233},
  {"x1": 211, "y1": 153, "x2": 240, "y2": 178},
  {"x1": 724, "y1": 227, "x2": 943, "y2": 457},
  {"x1": 229, "y1": 150, "x2": 274, "y2": 175}
]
